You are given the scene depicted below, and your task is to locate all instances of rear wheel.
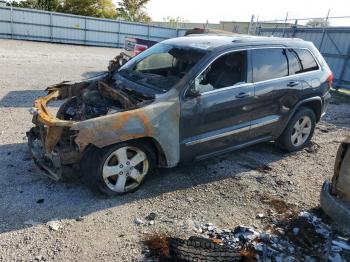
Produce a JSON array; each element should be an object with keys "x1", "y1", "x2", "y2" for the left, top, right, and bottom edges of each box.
[
  {"x1": 277, "y1": 107, "x2": 316, "y2": 152},
  {"x1": 83, "y1": 142, "x2": 156, "y2": 196}
]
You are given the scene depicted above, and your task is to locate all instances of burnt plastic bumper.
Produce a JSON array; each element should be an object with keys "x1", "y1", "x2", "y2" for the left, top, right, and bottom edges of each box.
[
  {"x1": 320, "y1": 181, "x2": 350, "y2": 235},
  {"x1": 27, "y1": 127, "x2": 64, "y2": 181}
]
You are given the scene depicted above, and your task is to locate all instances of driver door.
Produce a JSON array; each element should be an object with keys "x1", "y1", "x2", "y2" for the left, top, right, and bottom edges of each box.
[{"x1": 179, "y1": 50, "x2": 256, "y2": 161}]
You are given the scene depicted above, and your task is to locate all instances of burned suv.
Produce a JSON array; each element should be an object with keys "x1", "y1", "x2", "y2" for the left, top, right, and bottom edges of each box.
[{"x1": 28, "y1": 35, "x2": 332, "y2": 195}]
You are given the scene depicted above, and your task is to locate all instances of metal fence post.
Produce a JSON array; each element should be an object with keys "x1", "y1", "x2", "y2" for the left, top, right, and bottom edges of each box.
[
  {"x1": 292, "y1": 20, "x2": 298, "y2": 38},
  {"x1": 282, "y1": 12, "x2": 288, "y2": 37},
  {"x1": 50, "y1": 12, "x2": 53, "y2": 42},
  {"x1": 147, "y1": 23, "x2": 150, "y2": 40},
  {"x1": 318, "y1": 9, "x2": 331, "y2": 51},
  {"x1": 10, "y1": 6, "x2": 13, "y2": 39},
  {"x1": 84, "y1": 17, "x2": 87, "y2": 45},
  {"x1": 247, "y1": 14, "x2": 254, "y2": 35},
  {"x1": 117, "y1": 20, "x2": 121, "y2": 48}
]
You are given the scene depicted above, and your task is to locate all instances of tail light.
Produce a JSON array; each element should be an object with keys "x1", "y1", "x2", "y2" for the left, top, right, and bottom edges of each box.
[
  {"x1": 133, "y1": 44, "x2": 148, "y2": 56},
  {"x1": 327, "y1": 73, "x2": 334, "y2": 88}
]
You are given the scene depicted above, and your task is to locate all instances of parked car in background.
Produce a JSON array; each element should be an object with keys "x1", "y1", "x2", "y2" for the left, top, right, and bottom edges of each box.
[{"x1": 28, "y1": 35, "x2": 332, "y2": 195}]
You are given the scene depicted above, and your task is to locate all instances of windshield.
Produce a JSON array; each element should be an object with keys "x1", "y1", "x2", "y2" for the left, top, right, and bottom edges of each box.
[{"x1": 117, "y1": 43, "x2": 208, "y2": 92}]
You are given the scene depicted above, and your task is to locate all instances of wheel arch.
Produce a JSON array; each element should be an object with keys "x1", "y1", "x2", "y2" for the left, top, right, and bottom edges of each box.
[
  {"x1": 291, "y1": 96, "x2": 322, "y2": 123},
  {"x1": 278, "y1": 96, "x2": 321, "y2": 139},
  {"x1": 81, "y1": 137, "x2": 168, "y2": 168},
  {"x1": 298, "y1": 98, "x2": 322, "y2": 122}
]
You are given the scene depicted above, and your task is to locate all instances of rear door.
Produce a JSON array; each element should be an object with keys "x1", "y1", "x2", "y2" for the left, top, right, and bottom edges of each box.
[{"x1": 249, "y1": 47, "x2": 303, "y2": 139}]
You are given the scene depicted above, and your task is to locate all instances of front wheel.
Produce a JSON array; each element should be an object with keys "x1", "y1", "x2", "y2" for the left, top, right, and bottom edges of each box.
[
  {"x1": 277, "y1": 107, "x2": 316, "y2": 152},
  {"x1": 83, "y1": 142, "x2": 156, "y2": 196}
]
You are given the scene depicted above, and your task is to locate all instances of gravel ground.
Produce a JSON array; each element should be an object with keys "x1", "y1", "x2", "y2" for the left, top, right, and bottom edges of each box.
[{"x1": 0, "y1": 39, "x2": 349, "y2": 261}]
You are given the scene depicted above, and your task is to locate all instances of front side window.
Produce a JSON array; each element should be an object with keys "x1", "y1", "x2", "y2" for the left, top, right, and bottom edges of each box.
[
  {"x1": 252, "y1": 48, "x2": 288, "y2": 82},
  {"x1": 194, "y1": 51, "x2": 247, "y2": 94}
]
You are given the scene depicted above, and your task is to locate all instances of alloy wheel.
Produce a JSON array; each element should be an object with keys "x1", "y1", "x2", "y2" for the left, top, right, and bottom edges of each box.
[
  {"x1": 102, "y1": 146, "x2": 149, "y2": 193},
  {"x1": 291, "y1": 116, "x2": 312, "y2": 147}
]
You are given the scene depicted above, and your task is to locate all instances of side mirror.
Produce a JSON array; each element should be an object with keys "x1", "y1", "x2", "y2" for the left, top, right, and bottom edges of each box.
[{"x1": 185, "y1": 85, "x2": 200, "y2": 98}]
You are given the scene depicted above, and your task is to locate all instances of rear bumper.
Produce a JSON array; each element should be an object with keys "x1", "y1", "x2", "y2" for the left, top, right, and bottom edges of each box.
[
  {"x1": 321, "y1": 91, "x2": 331, "y2": 117},
  {"x1": 320, "y1": 181, "x2": 350, "y2": 235}
]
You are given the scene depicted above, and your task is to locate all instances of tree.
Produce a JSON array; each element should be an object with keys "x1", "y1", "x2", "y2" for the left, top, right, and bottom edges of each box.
[
  {"x1": 36, "y1": 0, "x2": 60, "y2": 11},
  {"x1": 6, "y1": 0, "x2": 37, "y2": 8},
  {"x1": 7, "y1": 0, "x2": 117, "y2": 18},
  {"x1": 116, "y1": 0, "x2": 151, "y2": 23},
  {"x1": 306, "y1": 18, "x2": 330, "y2": 28},
  {"x1": 58, "y1": 0, "x2": 117, "y2": 18},
  {"x1": 162, "y1": 16, "x2": 189, "y2": 28}
]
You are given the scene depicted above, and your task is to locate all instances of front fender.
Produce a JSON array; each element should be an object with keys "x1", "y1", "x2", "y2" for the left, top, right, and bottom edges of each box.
[{"x1": 71, "y1": 98, "x2": 180, "y2": 168}]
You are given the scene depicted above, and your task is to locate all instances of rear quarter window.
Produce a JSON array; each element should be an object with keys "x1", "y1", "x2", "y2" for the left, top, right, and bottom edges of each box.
[
  {"x1": 252, "y1": 48, "x2": 288, "y2": 82},
  {"x1": 294, "y1": 49, "x2": 319, "y2": 73}
]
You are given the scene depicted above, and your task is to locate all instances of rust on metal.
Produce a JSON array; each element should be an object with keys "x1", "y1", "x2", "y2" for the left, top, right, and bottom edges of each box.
[
  {"x1": 44, "y1": 126, "x2": 63, "y2": 153},
  {"x1": 97, "y1": 81, "x2": 136, "y2": 109}
]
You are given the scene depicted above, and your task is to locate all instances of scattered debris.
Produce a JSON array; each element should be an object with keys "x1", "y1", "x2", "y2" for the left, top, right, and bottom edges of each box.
[
  {"x1": 134, "y1": 218, "x2": 144, "y2": 225},
  {"x1": 257, "y1": 213, "x2": 265, "y2": 219},
  {"x1": 47, "y1": 220, "x2": 62, "y2": 231},
  {"x1": 75, "y1": 216, "x2": 84, "y2": 222},
  {"x1": 257, "y1": 164, "x2": 273, "y2": 174},
  {"x1": 304, "y1": 142, "x2": 321, "y2": 153},
  {"x1": 36, "y1": 199, "x2": 44, "y2": 204},
  {"x1": 145, "y1": 212, "x2": 157, "y2": 221},
  {"x1": 145, "y1": 211, "x2": 349, "y2": 261}
]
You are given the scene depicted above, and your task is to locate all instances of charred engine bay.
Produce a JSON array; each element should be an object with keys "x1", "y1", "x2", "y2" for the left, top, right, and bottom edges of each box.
[{"x1": 56, "y1": 78, "x2": 152, "y2": 121}]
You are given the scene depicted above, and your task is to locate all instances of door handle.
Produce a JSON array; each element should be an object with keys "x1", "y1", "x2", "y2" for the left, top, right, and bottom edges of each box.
[
  {"x1": 287, "y1": 81, "x2": 300, "y2": 87},
  {"x1": 236, "y1": 92, "x2": 250, "y2": 99}
]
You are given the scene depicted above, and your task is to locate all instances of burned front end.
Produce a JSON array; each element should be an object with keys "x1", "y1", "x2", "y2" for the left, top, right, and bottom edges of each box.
[{"x1": 27, "y1": 73, "x2": 153, "y2": 181}]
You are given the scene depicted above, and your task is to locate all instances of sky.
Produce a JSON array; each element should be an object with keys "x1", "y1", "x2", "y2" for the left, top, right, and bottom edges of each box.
[{"x1": 114, "y1": 0, "x2": 350, "y2": 25}]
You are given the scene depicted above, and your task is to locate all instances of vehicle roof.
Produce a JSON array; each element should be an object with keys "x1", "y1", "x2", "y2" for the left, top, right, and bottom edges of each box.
[{"x1": 162, "y1": 34, "x2": 308, "y2": 51}]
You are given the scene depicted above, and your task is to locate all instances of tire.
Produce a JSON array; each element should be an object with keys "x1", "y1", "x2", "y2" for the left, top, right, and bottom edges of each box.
[
  {"x1": 277, "y1": 106, "x2": 316, "y2": 152},
  {"x1": 169, "y1": 237, "x2": 242, "y2": 262},
  {"x1": 81, "y1": 141, "x2": 156, "y2": 196}
]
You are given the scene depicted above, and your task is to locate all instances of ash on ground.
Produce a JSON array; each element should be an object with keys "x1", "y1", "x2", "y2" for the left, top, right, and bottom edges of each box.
[{"x1": 195, "y1": 211, "x2": 350, "y2": 261}]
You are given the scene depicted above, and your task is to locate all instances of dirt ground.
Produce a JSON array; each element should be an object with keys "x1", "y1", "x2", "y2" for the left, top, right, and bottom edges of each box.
[{"x1": 0, "y1": 39, "x2": 349, "y2": 261}]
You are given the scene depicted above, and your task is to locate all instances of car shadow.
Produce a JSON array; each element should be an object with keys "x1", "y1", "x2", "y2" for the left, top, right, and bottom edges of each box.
[
  {"x1": 80, "y1": 71, "x2": 106, "y2": 78},
  {"x1": 0, "y1": 90, "x2": 46, "y2": 108},
  {"x1": 0, "y1": 90, "x2": 66, "y2": 110},
  {"x1": 0, "y1": 141, "x2": 287, "y2": 234}
]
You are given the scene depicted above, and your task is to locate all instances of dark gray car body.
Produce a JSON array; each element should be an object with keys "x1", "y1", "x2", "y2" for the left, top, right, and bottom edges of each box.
[
  {"x1": 166, "y1": 35, "x2": 332, "y2": 162},
  {"x1": 28, "y1": 35, "x2": 332, "y2": 180}
]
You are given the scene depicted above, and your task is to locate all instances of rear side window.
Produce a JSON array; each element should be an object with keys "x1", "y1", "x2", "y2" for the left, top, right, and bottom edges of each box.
[
  {"x1": 252, "y1": 48, "x2": 288, "y2": 82},
  {"x1": 294, "y1": 49, "x2": 319, "y2": 73},
  {"x1": 286, "y1": 49, "x2": 303, "y2": 75}
]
